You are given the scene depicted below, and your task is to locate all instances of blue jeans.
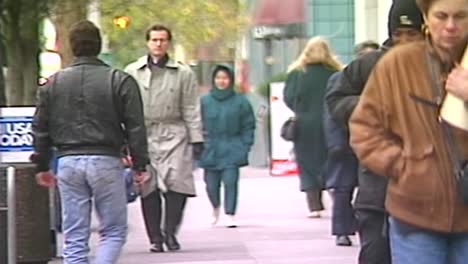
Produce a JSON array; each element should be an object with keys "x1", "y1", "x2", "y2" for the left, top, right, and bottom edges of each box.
[
  {"x1": 204, "y1": 168, "x2": 239, "y2": 215},
  {"x1": 57, "y1": 156, "x2": 127, "y2": 264},
  {"x1": 389, "y1": 217, "x2": 468, "y2": 264}
]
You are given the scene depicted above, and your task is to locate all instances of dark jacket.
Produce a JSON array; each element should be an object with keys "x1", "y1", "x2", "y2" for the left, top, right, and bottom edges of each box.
[
  {"x1": 284, "y1": 64, "x2": 337, "y2": 191},
  {"x1": 325, "y1": 44, "x2": 390, "y2": 211},
  {"x1": 323, "y1": 72, "x2": 358, "y2": 189},
  {"x1": 199, "y1": 64, "x2": 255, "y2": 170},
  {"x1": 324, "y1": 72, "x2": 353, "y2": 150},
  {"x1": 325, "y1": 46, "x2": 388, "y2": 127},
  {"x1": 33, "y1": 57, "x2": 149, "y2": 172}
]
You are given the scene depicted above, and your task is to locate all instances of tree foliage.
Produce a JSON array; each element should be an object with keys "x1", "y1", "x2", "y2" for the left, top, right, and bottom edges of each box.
[
  {"x1": 1, "y1": 0, "x2": 50, "y2": 105},
  {"x1": 0, "y1": 0, "x2": 247, "y2": 105},
  {"x1": 0, "y1": 0, "x2": 88, "y2": 105},
  {"x1": 50, "y1": 0, "x2": 89, "y2": 67},
  {"x1": 100, "y1": 0, "x2": 247, "y2": 68}
]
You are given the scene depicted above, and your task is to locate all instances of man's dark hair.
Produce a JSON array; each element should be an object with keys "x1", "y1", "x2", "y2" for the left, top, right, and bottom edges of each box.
[
  {"x1": 354, "y1": 40, "x2": 380, "y2": 56},
  {"x1": 69, "y1": 20, "x2": 102, "y2": 57},
  {"x1": 145, "y1": 24, "x2": 172, "y2": 41}
]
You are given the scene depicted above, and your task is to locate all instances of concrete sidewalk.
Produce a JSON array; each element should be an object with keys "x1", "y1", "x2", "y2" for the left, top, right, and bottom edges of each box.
[{"x1": 51, "y1": 167, "x2": 358, "y2": 263}]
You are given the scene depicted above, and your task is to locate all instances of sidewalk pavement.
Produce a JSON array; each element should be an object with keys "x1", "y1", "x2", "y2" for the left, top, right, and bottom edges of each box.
[{"x1": 51, "y1": 167, "x2": 358, "y2": 264}]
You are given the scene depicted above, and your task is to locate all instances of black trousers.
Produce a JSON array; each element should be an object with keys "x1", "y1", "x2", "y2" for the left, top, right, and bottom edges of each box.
[
  {"x1": 356, "y1": 209, "x2": 391, "y2": 264},
  {"x1": 331, "y1": 188, "x2": 356, "y2": 236},
  {"x1": 141, "y1": 189, "x2": 187, "y2": 243},
  {"x1": 306, "y1": 189, "x2": 324, "y2": 212}
]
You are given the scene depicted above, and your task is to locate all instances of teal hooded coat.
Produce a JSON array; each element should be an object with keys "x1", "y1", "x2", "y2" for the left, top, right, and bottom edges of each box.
[{"x1": 199, "y1": 65, "x2": 256, "y2": 170}]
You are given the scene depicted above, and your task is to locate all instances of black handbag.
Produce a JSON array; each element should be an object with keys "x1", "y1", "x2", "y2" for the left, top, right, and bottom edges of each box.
[
  {"x1": 280, "y1": 116, "x2": 297, "y2": 141},
  {"x1": 281, "y1": 79, "x2": 299, "y2": 142}
]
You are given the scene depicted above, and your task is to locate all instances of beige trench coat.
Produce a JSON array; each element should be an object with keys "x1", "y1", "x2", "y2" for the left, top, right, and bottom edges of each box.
[{"x1": 125, "y1": 56, "x2": 203, "y2": 197}]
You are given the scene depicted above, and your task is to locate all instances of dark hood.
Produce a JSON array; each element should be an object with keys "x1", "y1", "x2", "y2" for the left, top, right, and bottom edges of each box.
[
  {"x1": 381, "y1": 38, "x2": 394, "y2": 50},
  {"x1": 210, "y1": 64, "x2": 236, "y2": 101},
  {"x1": 211, "y1": 64, "x2": 235, "y2": 89}
]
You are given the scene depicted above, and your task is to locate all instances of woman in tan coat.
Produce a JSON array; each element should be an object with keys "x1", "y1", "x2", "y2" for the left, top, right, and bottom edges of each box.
[{"x1": 349, "y1": 0, "x2": 468, "y2": 263}]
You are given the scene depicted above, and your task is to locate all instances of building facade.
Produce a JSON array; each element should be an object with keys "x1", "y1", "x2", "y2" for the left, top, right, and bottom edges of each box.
[{"x1": 247, "y1": 0, "x2": 393, "y2": 89}]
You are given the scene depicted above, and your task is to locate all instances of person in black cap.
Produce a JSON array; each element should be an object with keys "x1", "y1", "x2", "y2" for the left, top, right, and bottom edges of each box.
[
  {"x1": 350, "y1": 0, "x2": 468, "y2": 262},
  {"x1": 325, "y1": 0, "x2": 424, "y2": 263}
]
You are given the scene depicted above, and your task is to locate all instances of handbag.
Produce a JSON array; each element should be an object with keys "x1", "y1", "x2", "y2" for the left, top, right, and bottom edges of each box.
[
  {"x1": 280, "y1": 116, "x2": 297, "y2": 141},
  {"x1": 280, "y1": 78, "x2": 299, "y2": 141}
]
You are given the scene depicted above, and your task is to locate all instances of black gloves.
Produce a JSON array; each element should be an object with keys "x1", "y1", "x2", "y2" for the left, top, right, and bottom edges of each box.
[{"x1": 192, "y1": 142, "x2": 204, "y2": 161}]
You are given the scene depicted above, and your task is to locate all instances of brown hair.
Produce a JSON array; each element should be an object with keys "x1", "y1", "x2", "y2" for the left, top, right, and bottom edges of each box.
[
  {"x1": 69, "y1": 20, "x2": 102, "y2": 57},
  {"x1": 416, "y1": 0, "x2": 433, "y2": 15},
  {"x1": 145, "y1": 24, "x2": 173, "y2": 41},
  {"x1": 354, "y1": 40, "x2": 380, "y2": 56}
]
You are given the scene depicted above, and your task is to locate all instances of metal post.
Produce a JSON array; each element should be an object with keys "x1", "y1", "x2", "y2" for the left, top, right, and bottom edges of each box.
[
  {"x1": 264, "y1": 39, "x2": 273, "y2": 80},
  {"x1": 7, "y1": 166, "x2": 16, "y2": 264}
]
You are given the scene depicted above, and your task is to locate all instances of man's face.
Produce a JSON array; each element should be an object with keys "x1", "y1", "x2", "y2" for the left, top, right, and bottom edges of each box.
[
  {"x1": 147, "y1": 30, "x2": 170, "y2": 58},
  {"x1": 425, "y1": 0, "x2": 468, "y2": 51},
  {"x1": 392, "y1": 28, "x2": 424, "y2": 45}
]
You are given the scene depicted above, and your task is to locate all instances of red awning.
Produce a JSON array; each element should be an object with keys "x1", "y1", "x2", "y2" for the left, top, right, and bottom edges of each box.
[{"x1": 253, "y1": 0, "x2": 305, "y2": 26}]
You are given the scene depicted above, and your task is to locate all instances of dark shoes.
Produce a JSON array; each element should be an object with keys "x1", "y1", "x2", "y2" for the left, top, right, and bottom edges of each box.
[
  {"x1": 150, "y1": 242, "x2": 164, "y2": 253},
  {"x1": 165, "y1": 235, "x2": 181, "y2": 251},
  {"x1": 336, "y1": 235, "x2": 352, "y2": 247},
  {"x1": 150, "y1": 235, "x2": 181, "y2": 252}
]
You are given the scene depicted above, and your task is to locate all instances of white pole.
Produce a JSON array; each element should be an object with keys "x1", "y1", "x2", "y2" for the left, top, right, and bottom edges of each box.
[
  {"x1": 7, "y1": 166, "x2": 16, "y2": 264},
  {"x1": 87, "y1": 0, "x2": 110, "y2": 53},
  {"x1": 377, "y1": 0, "x2": 393, "y2": 43}
]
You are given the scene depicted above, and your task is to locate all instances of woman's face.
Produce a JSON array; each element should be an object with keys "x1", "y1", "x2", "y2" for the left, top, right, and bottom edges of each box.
[
  {"x1": 425, "y1": 0, "x2": 468, "y2": 51},
  {"x1": 214, "y1": 70, "x2": 231, "y2": 90}
]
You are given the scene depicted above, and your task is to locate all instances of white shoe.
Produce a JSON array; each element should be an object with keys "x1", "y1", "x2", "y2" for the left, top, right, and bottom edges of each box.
[
  {"x1": 211, "y1": 208, "x2": 220, "y2": 226},
  {"x1": 225, "y1": 215, "x2": 237, "y2": 228},
  {"x1": 307, "y1": 211, "x2": 321, "y2": 218}
]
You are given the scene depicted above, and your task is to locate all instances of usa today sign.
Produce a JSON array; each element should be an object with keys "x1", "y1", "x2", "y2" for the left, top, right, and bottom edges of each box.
[{"x1": 0, "y1": 107, "x2": 35, "y2": 163}]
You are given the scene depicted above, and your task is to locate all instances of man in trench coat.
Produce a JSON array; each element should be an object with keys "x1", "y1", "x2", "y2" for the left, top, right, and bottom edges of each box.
[{"x1": 125, "y1": 24, "x2": 204, "y2": 253}]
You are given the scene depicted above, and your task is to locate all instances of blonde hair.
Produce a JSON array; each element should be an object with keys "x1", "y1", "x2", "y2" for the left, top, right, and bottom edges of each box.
[{"x1": 288, "y1": 36, "x2": 343, "y2": 73}]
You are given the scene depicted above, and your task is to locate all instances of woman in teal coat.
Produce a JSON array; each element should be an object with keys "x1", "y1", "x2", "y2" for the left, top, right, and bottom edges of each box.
[
  {"x1": 199, "y1": 64, "x2": 255, "y2": 228},
  {"x1": 284, "y1": 37, "x2": 343, "y2": 218}
]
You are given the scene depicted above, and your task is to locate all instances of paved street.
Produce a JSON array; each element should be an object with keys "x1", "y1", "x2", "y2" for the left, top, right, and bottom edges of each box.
[{"x1": 52, "y1": 167, "x2": 358, "y2": 264}]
